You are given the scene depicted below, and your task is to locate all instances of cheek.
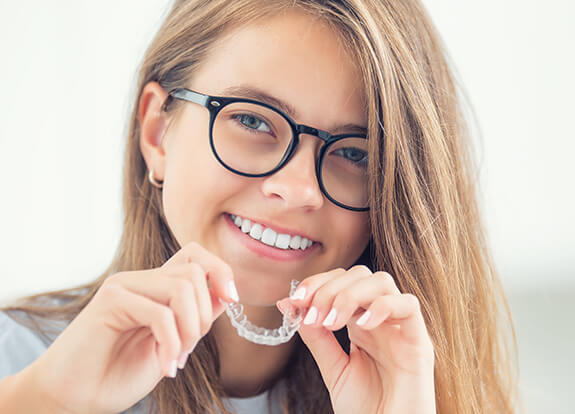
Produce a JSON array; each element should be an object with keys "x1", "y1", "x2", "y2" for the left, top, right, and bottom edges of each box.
[
  {"x1": 329, "y1": 211, "x2": 371, "y2": 267},
  {"x1": 160, "y1": 129, "x2": 219, "y2": 238},
  {"x1": 161, "y1": 143, "x2": 250, "y2": 245}
]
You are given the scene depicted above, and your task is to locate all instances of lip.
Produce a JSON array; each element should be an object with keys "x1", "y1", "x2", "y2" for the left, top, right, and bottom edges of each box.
[{"x1": 224, "y1": 213, "x2": 319, "y2": 261}]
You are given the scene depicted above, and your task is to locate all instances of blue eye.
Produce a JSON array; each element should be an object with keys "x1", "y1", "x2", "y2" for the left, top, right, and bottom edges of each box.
[
  {"x1": 235, "y1": 114, "x2": 272, "y2": 133},
  {"x1": 332, "y1": 147, "x2": 368, "y2": 167}
]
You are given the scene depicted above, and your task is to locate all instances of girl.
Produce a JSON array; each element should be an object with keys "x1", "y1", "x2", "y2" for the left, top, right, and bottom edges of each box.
[{"x1": 0, "y1": 0, "x2": 518, "y2": 413}]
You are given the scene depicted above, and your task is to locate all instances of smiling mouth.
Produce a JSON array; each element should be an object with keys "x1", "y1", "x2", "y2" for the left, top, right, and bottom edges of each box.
[{"x1": 227, "y1": 213, "x2": 316, "y2": 251}]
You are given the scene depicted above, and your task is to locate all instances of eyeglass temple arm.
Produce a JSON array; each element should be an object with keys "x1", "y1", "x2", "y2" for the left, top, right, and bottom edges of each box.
[{"x1": 163, "y1": 88, "x2": 210, "y2": 111}]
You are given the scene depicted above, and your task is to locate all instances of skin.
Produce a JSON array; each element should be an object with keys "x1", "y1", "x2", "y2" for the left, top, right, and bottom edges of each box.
[{"x1": 0, "y1": 9, "x2": 434, "y2": 414}]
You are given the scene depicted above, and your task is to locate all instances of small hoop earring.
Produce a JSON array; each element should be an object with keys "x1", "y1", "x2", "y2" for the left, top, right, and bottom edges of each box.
[{"x1": 148, "y1": 169, "x2": 163, "y2": 189}]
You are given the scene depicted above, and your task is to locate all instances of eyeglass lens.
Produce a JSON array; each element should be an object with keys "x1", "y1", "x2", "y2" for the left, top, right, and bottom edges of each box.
[{"x1": 212, "y1": 102, "x2": 368, "y2": 209}]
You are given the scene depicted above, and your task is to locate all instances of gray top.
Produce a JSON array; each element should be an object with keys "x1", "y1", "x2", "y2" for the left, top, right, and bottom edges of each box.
[{"x1": 0, "y1": 309, "x2": 283, "y2": 413}]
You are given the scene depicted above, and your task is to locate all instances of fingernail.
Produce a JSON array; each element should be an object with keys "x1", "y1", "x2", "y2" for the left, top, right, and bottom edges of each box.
[
  {"x1": 276, "y1": 300, "x2": 285, "y2": 314},
  {"x1": 177, "y1": 351, "x2": 190, "y2": 369},
  {"x1": 290, "y1": 286, "x2": 306, "y2": 301},
  {"x1": 227, "y1": 280, "x2": 239, "y2": 302},
  {"x1": 167, "y1": 360, "x2": 178, "y2": 378},
  {"x1": 322, "y1": 308, "x2": 338, "y2": 326},
  {"x1": 303, "y1": 306, "x2": 318, "y2": 325},
  {"x1": 356, "y1": 310, "x2": 371, "y2": 326}
]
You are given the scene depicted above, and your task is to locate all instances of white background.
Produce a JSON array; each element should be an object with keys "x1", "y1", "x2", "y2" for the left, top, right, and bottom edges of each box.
[{"x1": 0, "y1": 1, "x2": 573, "y2": 412}]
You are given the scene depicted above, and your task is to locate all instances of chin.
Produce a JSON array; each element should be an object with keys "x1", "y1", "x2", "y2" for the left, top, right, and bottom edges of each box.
[{"x1": 233, "y1": 271, "x2": 295, "y2": 306}]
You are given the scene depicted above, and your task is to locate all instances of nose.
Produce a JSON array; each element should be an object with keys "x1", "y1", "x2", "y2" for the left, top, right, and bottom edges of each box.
[{"x1": 260, "y1": 135, "x2": 324, "y2": 210}]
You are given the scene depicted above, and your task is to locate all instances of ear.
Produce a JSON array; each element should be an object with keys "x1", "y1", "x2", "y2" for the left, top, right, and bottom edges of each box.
[{"x1": 138, "y1": 81, "x2": 170, "y2": 182}]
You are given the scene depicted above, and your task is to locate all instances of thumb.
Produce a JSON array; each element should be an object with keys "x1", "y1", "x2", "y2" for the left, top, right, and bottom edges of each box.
[{"x1": 277, "y1": 299, "x2": 349, "y2": 391}]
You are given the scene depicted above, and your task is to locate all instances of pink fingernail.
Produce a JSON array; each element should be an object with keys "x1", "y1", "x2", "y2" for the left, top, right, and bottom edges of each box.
[
  {"x1": 356, "y1": 310, "x2": 371, "y2": 326},
  {"x1": 303, "y1": 306, "x2": 318, "y2": 325},
  {"x1": 290, "y1": 287, "x2": 306, "y2": 301},
  {"x1": 322, "y1": 308, "x2": 338, "y2": 326},
  {"x1": 227, "y1": 280, "x2": 239, "y2": 302},
  {"x1": 167, "y1": 360, "x2": 178, "y2": 378},
  {"x1": 177, "y1": 351, "x2": 190, "y2": 369}
]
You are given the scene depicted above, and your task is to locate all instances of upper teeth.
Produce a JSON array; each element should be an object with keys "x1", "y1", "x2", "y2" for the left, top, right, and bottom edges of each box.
[{"x1": 230, "y1": 214, "x2": 314, "y2": 251}]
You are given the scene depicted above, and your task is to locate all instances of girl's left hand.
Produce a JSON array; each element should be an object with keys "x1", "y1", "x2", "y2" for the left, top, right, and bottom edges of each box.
[{"x1": 276, "y1": 266, "x2": 436, "y2": 414}]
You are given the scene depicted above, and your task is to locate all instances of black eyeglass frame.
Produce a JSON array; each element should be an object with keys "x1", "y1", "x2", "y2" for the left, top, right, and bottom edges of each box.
[{"x1": 162, "y1": 87, "x2": 370, "y2": 212}]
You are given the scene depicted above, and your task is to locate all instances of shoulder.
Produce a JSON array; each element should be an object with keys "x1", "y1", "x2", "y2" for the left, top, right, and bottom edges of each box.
[
  {"x1": 0, "y1": 310, "x2": 53, "y2": 379},
  {"x1": 0, "y1": 291, "x2": 82, "y2": 380},
  {"x1": 0, "y1": 310, "x2": 154, "y2": 414}
]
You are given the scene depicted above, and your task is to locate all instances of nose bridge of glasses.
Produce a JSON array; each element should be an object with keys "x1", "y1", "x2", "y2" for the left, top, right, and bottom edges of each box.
[{"x1": 296, "y1": 124, "x2": 331, "y2": 143}]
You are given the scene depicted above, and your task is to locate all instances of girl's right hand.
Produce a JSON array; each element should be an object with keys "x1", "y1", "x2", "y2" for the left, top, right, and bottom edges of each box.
[{"x1": 22, "y1": 241, "x2": 238, "y2": 414}]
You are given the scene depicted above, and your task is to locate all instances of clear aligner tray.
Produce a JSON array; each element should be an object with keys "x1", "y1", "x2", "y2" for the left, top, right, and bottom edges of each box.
[{"x1": 220, "y1": 279, "x2": 303, "y2": 346}]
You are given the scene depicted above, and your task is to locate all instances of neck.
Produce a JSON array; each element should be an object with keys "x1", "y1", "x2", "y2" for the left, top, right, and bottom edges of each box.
[{"x1": 212, "y1": 303, "x2": 297, "y2": 398}]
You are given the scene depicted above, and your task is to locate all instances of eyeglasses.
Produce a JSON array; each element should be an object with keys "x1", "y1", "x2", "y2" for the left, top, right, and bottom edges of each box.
[{"x1": 162, "y1": 88, "x2": 369, "y2": 211}]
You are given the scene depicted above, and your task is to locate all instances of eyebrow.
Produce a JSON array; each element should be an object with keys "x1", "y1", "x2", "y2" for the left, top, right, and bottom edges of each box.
[{"x1": 220, "y1": 85, "x2": 368, "y2": 136}]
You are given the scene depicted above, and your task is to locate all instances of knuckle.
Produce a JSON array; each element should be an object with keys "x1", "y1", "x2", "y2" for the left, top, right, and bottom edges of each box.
[
  {"x1": 104, "y1": 272, "x2": 123, "y2": 285},
  {"x1": 380, "y1": 271, "x2": 395, "y2": 283},
  {"x1": 334, "y1": 289, "x2": 357, "y2": 306},
  {"x1": 404, "y1": 293, "x2": 421, "y2": 310},
  {"x1": 351, "y1": 264, "x2": 372, "y2": 275},
  {"x1": 98, "y1": 277, "x2": 123, "y2": 298},
  {"x1": 173, "y1": 277, "x2": 193, "y2": 293},
  {"x1": 377, "y1": 272, "x2": 397, "y2": 288}
]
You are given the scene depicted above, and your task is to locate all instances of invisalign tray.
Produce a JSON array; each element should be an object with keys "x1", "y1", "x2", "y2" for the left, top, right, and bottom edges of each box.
[{"x1": 220, "y1": 279, "x2": 303, "y2": 345}]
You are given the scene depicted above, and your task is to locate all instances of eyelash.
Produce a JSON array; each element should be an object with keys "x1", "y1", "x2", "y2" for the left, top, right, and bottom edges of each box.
[{"x1": 233, "y1": 113, "x2": 273, "y2": 135}]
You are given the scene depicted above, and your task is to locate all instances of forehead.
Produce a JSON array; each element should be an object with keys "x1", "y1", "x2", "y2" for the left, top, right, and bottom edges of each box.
[{"x1": 189, "y1": 10, "x2": 367, "y2": 130}]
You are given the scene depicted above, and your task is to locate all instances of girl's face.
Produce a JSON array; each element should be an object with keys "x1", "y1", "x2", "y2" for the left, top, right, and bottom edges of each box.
[{"x1": 142, "y1": 11, "x2": 370, "y2": 306}]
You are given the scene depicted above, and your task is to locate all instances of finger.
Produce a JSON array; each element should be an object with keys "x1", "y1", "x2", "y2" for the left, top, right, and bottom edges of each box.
[
  {"x1": 299, "y1": 265, "x2": 373, "y2": 329},
  {"x1": 276, "y1": 297, "x2": 290, "y2": 314},
  {"x1": 168, "y1": 277, "x2": 201, "y2": 364},
  {"x1": 111, "y1": 265, "x2": 212, "y2": 355},
  {"x1": 275, "y1": 297, "x2": 302, "y2": 322},
  {"x1": 113, "y1": 264, "x2": 216, "y2": 318},
  {"x1": 324, "y1": 271, "x2": 401, "y2": 331},
  {"x1": 356, "y1": 293, "x2": 427, "y2": 344},
  {"x1": 209, "y1": 286, "x2": 227, "y2": 318},
  {"x1": 278, "y1": 295, "x2": 352, "y2": 394},
  {"x1": 296, "y1": 323, "x2": 349, "y2": 393},
  {"x1": 100, "y1": 282, "x2": 181, "y2": 378},
  {"x1": 161, "y1": 241, "x2": 238, "y2": 303},
  {"x1": 288, "y1": 267, "x2": 348, "y2": 306},
  {"x1": 188, "y1": 264, "x2": 215, "y2": 336}
]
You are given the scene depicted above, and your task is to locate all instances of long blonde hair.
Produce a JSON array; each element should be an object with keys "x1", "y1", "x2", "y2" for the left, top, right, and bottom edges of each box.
[{"x1": 2, "y1": 0, "x2": 518, "y2": 412}]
